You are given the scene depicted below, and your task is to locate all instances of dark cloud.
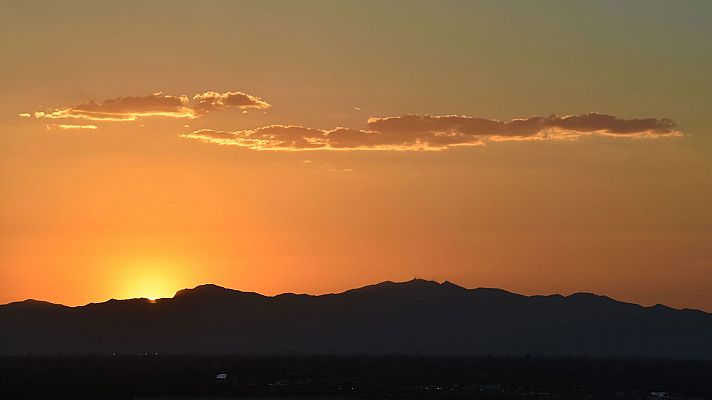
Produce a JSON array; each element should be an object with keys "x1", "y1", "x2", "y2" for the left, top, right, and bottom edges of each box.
[
  {"x1": 553, "y1": 113, "x2": 676, "y2": 135},
  {"x1": 367, "y1": 113, "x2": 679, "y2": 139},
  {"x1": 181, "y1": 113, "x2": 682, "y2": 151}
]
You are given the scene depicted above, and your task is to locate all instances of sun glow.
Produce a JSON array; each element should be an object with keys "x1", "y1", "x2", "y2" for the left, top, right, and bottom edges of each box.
[{"x1": 114, "y1": 257, "x2": 191, "y2": 301}]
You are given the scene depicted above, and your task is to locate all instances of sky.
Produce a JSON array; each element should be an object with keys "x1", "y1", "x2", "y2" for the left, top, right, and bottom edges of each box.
[{"x1": 1, "y1": 0, "x2": 711, "y2": 310}]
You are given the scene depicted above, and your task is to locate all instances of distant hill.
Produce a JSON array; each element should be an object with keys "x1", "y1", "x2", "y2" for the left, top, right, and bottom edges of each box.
[{"x1": 1, "y1": 279, "x2": 711, "y2": 358}]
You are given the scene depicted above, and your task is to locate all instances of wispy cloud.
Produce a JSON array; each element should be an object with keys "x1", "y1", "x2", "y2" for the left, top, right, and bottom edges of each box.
[
  {"x1": 46, "y1": 123, "x2": 99, "y2": 131},
  {"x1": 181, "y1": 125, "x2": 328, "y2": 151},
  {"x1": 25, "y1": 91, "x2": 270, "y2": 122},
  {"x1": 180, "y1": 113, "x2": 683, "y2": 151}
]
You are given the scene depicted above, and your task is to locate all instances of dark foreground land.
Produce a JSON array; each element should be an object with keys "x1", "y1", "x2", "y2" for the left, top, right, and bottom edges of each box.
[{"x1": 1, "y1": 355, "x2": 711, "y2": 400}]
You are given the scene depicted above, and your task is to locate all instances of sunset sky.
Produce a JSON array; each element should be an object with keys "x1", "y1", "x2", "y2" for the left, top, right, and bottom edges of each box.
[{"x1": 1, "y1": 1, "x2": 711, "y2": 310}]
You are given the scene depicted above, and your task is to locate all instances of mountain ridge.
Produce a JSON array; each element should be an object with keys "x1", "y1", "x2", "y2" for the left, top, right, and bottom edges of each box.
[
  {"x1": 2, "y1": 279, "x2": 707, "y2": 314},
  {"x1": 3, "y1": 279, "x2": 711, "y2": 358}
]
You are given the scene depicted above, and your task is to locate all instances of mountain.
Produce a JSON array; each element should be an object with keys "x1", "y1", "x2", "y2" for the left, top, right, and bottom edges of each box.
[{"x1": 1, "y1": 279, "x2": 711, "y2": 358}]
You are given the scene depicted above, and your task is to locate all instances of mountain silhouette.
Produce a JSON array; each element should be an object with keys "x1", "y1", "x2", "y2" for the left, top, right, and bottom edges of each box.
[{"x1": 1, "y1": 279, "x2": 711, "y2": 358}]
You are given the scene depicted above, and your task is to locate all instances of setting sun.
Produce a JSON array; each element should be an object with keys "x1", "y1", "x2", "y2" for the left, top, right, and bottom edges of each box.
[{"x1": 113, "y1": 257, "x2": 190, "y2": 301}]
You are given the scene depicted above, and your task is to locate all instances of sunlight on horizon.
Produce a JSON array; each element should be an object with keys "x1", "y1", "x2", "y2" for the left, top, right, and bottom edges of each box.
[{"x1": 113, "y1": 257, "x2": 192, "y2": 301}]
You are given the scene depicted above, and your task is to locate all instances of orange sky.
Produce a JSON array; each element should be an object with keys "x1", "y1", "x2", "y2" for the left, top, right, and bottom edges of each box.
[{"x1": 1, "y1": 1, "x2": 711, "y2": 310}]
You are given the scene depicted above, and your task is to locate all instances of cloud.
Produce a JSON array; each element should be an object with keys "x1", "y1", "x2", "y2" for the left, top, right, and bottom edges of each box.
[
  {"x1": 192, "y1": 91, "x2": 271, "y2": 114},
  {"x1": 32, "y1": 93, "x2": 195, "y2": 121},
  {"x1": 366, "y1": 113, "x2": 680, "y2": 140},
  {"x1": 180, "y1": 112, "x2": 682, "y2": 151},
  {"x1": 25, "y1": 91, "x2": 270, "y2": 122},
  {"x1": 46, "y1": 123, "x2": 98, "y2": 130},
  {"x1": 180, "y1": 125, "x2": 328, "y2": 151}
]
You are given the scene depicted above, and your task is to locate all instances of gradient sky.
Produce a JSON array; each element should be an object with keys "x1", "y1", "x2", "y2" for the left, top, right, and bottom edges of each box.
[{"x1": 1, "y1": 0, "x2": 711, "y2": 310}]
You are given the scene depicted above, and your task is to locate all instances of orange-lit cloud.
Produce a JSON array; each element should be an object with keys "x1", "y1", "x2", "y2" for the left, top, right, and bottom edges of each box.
[
  {"x1": 46, "y1": 123, "x2": 98, "y2": 131},
  {"x1": 180, "y1": 113, "x2": 683, "y2": 151},
  {"x1": 193, "y1": 91, "x2": 271, "y2": 114},
  {"x1": 180, "y1": 125, "x2": 331, "y2": 151},
  {"x1": 31, "y1": 93, "x2": 195, "y2": 121},
  {"x1": 26, "y1": 91, "x2": 270, "y2": 122}
]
